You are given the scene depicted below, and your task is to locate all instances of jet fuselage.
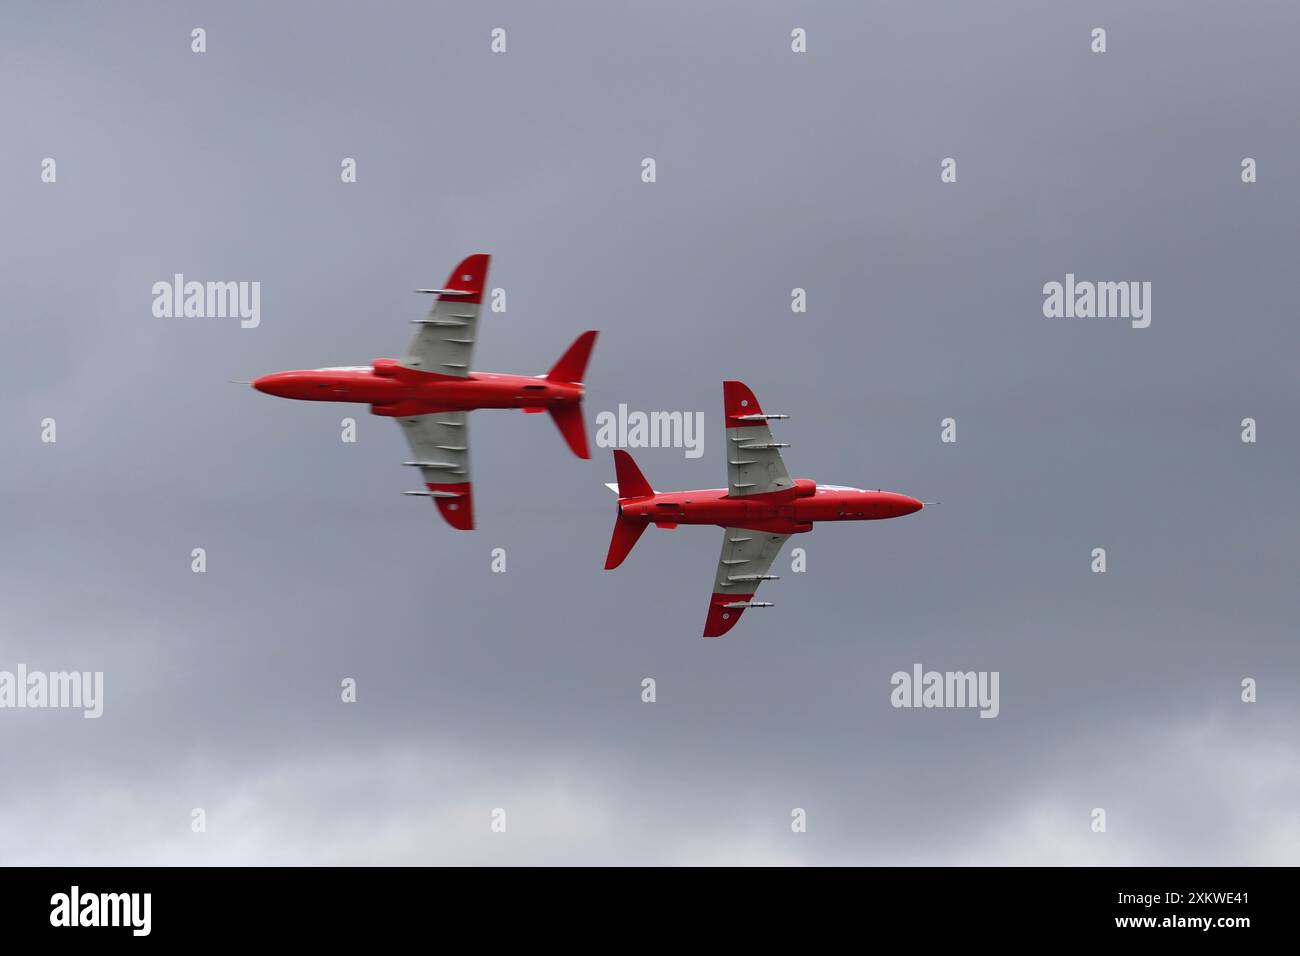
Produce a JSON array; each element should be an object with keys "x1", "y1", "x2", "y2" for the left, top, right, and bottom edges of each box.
[
  {"x1": 253, "y1": 359, "x2": 583, "y2": 416},
  {"x1": 618, "y1": 480, "x2": 923, "y2": 534}
]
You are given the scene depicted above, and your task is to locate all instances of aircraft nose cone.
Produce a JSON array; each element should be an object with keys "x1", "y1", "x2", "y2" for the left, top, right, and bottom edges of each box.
[
  {"x1": 887, "y1": 493, "x2": 924, "y2": 516},
  {"x1": 252, "y1": 373, "x2": 289, "y2": 397}
]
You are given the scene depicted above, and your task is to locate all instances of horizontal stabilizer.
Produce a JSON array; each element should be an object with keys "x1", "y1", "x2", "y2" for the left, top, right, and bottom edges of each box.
[
  {"x1": 546, "y1": 330, "x2": 598, "y2": 384},
  {"x1": 548, "y1": 403, "x2": 590, "y2": 459},
  {"x1": 604, "y1": 514, "x2": 648, "y2": 570},
  {"x1": 612, "y1": 450, "x2": 653, "y2": 499}
]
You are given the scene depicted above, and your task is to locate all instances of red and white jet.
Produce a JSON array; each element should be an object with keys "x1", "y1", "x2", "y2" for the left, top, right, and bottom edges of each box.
[
  {"x1": 251, "y1": 253, "x2": 597, "y2": 530},
  {"x1": 604, "y1": 381, "x2": 926, "y2": 636}
]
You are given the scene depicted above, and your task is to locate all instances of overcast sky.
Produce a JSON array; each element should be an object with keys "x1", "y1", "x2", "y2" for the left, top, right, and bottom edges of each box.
[{"x1": 1, "y1": 0, "x2": 1297, "y2": 865}]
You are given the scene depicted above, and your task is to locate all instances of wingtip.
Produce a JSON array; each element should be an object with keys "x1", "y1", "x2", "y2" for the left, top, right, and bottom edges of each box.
[
  {"x1": 723, "y1": 380, "x2": 768, "y2": 427},
  {"x1": 426, "y1": 482, "x2": 474, "y2": 530},
  {"x1": 702, "y1": 592, "x2": 748, "y2": 637}
]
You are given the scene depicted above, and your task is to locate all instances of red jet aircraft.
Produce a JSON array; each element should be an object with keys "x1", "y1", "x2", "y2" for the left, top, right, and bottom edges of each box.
[
  {"x1": 252, "y1": 253, "x2": 597, "y2": 530},
  {"x1": 604, "y1": 381, "x2": 927, "y2": 636}
]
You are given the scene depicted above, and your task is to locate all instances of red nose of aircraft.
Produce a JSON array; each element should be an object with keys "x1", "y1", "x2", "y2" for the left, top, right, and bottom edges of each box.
[
  {"x1": 252, "y1": 372, "x2": 299, "y2": 398},
  {"x1": 885, "y1": 493, "x2": 925, "y2": 516}
]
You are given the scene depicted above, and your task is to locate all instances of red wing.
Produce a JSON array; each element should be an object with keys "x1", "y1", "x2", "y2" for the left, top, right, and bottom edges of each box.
[
  {"x1": 703, "y1": 528, "x2": 789, "y2": 637},
  {"x1": 402, "y1": 253, "x2": 490, "y2": 376},
  {"x1": 722, "y1": 381, "x2": 792, "y2": 497},
  {"x1": 398, "y1": 412, "x2": 474, "y2": 530}
]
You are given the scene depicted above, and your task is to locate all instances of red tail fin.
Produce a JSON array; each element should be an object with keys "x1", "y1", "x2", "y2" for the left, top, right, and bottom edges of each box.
[
  {"x1": 548, "y1": 404, "x2": 589, "y2": 459},
  {"x1": 604, "y1": 451, "x2": 653, "y2": 569},
  {"x1": 604, "y1": 514, "x2": 648, "y2": 570},
  {"x1": 612, "y1": 450, "x2": 652, "y2": 499},
  {"x1": 547, "y1": 330, "x2": 598, "y2": 383}
]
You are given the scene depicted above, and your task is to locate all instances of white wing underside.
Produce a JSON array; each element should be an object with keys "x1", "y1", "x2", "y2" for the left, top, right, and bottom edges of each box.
[
  {"x1": 726, "y1": 423, "x2": 792, "y2": 496},
  {"x1": 401, "y1": 293, "x2": 483, "y2": 377},
  {"x1": 712, "y1": 528, "x2": 790, "y2": 596},
  {"x1": 397, "y1": 411, "x2": 470, "y2": 485}
]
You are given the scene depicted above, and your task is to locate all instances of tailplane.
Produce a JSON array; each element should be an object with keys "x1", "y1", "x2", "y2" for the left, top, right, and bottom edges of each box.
[
  {"x1": 544, "y1": 330, "x2": 597, "y2": 459},
  {"x1": 611, "y1": 449, "x2": 653, "y2": 499},
  {"x1": 604, "y1": 514, "x2": 647, "y2": 570},
  {"x1": 548, "y1": 404, "x2": 589, "y2": 459},
  {"x1": 546, "y1": 330, "x2": 598, "y2": 384},
  {"x1": 604, "y1": 450, "x2": 653, "y2": 569}
]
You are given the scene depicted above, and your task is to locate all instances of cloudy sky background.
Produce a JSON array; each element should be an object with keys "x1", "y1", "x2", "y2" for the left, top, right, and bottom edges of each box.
[{"x1": 1, "y1": 0, "x2": 1297, "y2": 865}]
